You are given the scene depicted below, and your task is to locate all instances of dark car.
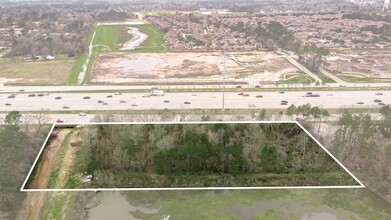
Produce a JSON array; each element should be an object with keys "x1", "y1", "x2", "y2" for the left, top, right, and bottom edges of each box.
[
  {"x1": 55, "y1": 96, "x2": 62, "y2": 99},
  {"x1": 279, "y1": 91, "x2": 285, "y2": 94},
  {"x1": 236, "y1": 85, "x2": 242, "y2": 88},
  {"x1": 357, "y1": 102, "x2": 364, "y2": 104},
  {"x1": 8, "y1": 95, "x2": 16, "y2": 98},
  {"x1": 28, "y1": 94, "x2": 36, "y2": 97},
  {"x1": 5, "y1": 103, "x2": 12, "y2": 106},
  {"x1": 98, "y1": 100, "x2": 103, "y2": 103},
  {"x1": 184, "y1": 101, "x2": 191, "y2": 104},
  {"x1": 37, "y1": 94, "x2": 45, "y2": 97},
  {"x1": 62, "y1": 106, "x2": 70, "y2": 109},
  {"x1": 56, "y1": 119, "x2": 64, "y2": 123},
  {"x1": 83, "y1": 96, "x2": 91, "y2": 99},
  {"x1": 374, "y1": 99, "x2": 382, "y2": 103},
  {"x1": 256, "y1": 95, "x2": 263, "y2": 98},
  {"x1": 378, "y1": 102, "x2": 386, "y2": 106},
  {"x1": 107, "y1": 95, "x2": 113, "y2": 98},
  {"x1": 164, "y1": 100, "x2": 170, "y2": 103}
]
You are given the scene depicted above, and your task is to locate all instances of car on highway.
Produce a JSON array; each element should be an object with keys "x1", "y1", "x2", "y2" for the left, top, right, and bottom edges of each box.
[
  {"x1": 79, "y1": 112, "x2": 87, "y2": 116},
  {"x1": 184, "y1": 101, "x2": 191, "y2": 104},
  {"x1": 5, "y1": 103, "x2": 11, "y2": 106},
  {"x1": 19, "y1": 89, "x2": 25, "y2": 92},
  {"x1": 98, "y1": 100, "x2": 103, "y2": 103},
  {"x1": 103, "y1": 102, "x2": 109, "y2": 105},
  {"x1": 374, "y1": 99, "x2": 382, "y2": 103},
  {"x1": 142, "y1": 94, "x2": 150, "y2": 98},
  {"x1": 279, "y1": 91, "x2": 285, "y2": 94},
  {"x1": 378, "y1": 102, "x2": 386, "y2": 106},
  {"x1": 238, "y1": 93, "x2": 244, "y2": 96},
  {"x1": 119, "y1": 100, "x2": 126, "y2": 103},
  {"x1": 357, "y1": 102, "x2": 364, "y2": 105},
  {"x1": 131, "y1": 103, "x2": 138, "y2": 107},
  {"x1": 191, "y1": 94, "x2": 197, "y2": 96},
  {"x1": 164, "y1": 100, "x2": 170, "y2": 103},
  {"x1": 256, "y1": 95, "x2": 263, "y2": 98},
  {"x1": 248, "y1": 104, "x2": 257, "y2": 107},
  {"x1": 37, "y1": 94, "x2": 44, "y2": 97},
  {"x1": 327, "y1": 93, "x2": 334, "y2": 96},
  {"x1": 8, "y1": 95, "x2": 16, "y2": 98},
  {"x1": 107, "y1": 95, "x2": 113, "y2": 98},
  {"x1": 255, "y1": 85, "x2": 261, "y2": 88},
  {"x1": 375, "y1": 92, "x2": 383, "y2": 95},
  {"x1": 281, "y1": 100, "x2": 288, "y2": 105},
  {"x1": 236, "y1": 85, "x2": 242, "y2": 88},
  {"x1": 83, "y1": 96, "x2": 91, "y2": 99},
  {"x1": 243, "y1": 94, "x2": 250, "y2": 97},
  {"x1": 56, "y1": 119, "x2": 64, "y2": 123},
  {"x1": 28, "y1": 94, "x2": 36, "y2": 97},
  {"x1": 115, "y1": 92, "x2": 122, "y2": 95},
  {"x1": 62, "y1": 106, "x2": 70, "y2": 109},
  {"x1": 55, "y1": 96, "x2": 62, "y2": 99}
]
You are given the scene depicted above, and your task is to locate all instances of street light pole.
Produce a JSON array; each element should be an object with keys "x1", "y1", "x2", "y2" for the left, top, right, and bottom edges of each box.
[{"x1": 222, "y1": 40, "x2": 226, "y2": 111}]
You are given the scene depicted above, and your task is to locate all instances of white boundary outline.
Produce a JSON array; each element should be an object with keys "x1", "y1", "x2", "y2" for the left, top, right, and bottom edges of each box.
[{"x1": 20, "y1": 121, "x2": 365, "y2": 192}]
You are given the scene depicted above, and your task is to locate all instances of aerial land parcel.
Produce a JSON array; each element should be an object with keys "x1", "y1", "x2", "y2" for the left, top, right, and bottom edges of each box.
[
  {"x1": 25, "y1": 122, "x2": 360, "y2": 189},
  {"x1": 0, "y1": 55, "x2": 76, "y2": 86}
]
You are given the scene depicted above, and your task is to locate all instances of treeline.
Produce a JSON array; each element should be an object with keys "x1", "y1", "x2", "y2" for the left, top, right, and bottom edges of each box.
[
  {"x1": 342, "y1": 13, "x2": 391, "y2": 23},
  {"x1": 0, "y1": 112, "x2": 49, "y2": 219},
  {"x1": 95, "y1": 10, "x2": 135, "y2": 22},
  {"x1": 361, "y1": 24, "x2": 391, "y2": 38},
  {"x1": 75, "y1": 123, "x2": 348, "y2": 187}
]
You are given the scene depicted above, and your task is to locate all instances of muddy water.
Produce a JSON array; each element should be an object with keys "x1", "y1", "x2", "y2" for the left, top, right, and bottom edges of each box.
[
  {"x1": 112, "y1": 56, "x2": 163, "y2": 72},
  {"x1": 219, "y1": 199, "x2": 364, "y2": 220},
  {"x1": 87, "y1": 191, "x2": 159, "y2": 220}
]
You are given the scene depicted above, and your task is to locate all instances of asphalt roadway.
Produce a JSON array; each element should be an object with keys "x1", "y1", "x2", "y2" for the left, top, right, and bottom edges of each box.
[{"x1": 0, "y1": 91, "x2": 389, "y2": 112}]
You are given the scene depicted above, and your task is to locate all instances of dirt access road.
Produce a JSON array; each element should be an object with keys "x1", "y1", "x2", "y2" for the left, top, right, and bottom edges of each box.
[{"x1": 24, "y1": 128, "x2": 71, "y2": 220}]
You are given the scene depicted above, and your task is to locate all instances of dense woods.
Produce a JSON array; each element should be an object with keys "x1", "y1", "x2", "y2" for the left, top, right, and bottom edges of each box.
[
  {"x1": 0, "y1": 112, "x2": 49, "y2": 219},
  {"x1": 73, "y1": 123, "x2": 356, "y2": 188}
]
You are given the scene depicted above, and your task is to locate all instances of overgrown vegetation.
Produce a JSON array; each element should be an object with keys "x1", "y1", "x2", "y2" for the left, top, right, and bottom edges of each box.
[
  {"x1": 71, "y1": 123, "x2": 356, "y2": 188},
  {"x1": 0, "y1": 111, "x2": 49, "y2": 219}
]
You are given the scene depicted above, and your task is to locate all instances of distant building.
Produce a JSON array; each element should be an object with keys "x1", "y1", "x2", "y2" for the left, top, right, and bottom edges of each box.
[{"x1": 384, "y1": 0, "x2": 390, "y2": 12}]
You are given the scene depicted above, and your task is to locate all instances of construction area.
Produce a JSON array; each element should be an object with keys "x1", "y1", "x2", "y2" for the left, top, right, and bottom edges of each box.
[{"x1": 90, "y1": 52, "x2": 300, "y2": 85}]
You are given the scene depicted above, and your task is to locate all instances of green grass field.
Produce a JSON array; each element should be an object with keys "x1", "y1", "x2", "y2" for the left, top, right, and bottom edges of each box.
[
  {"x1": 0, "y1": 55, "x2": 76, "y2": 86},
  {"x1": 92, "y1": 24, "x2": 166, "y2": 53},
  {"x1": 279, "y1": 75, "x2": 314, "y2": 85},
  {"x1": 68, "y1": 55, "x2": 86, "y2": 85}
]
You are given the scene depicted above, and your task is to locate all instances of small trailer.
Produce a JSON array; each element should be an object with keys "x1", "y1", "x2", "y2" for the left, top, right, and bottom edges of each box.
[{"x1": 150, "y1": 90, "x2": 164, "y2": 96}]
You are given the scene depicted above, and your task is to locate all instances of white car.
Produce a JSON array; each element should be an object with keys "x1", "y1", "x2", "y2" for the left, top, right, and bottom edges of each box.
[
  {"x1": 248, "y1": 104, "x2": 257, "y2": 107},
  {"x1": 79, "y1": 112, "x2": 87, "y2": 116}
]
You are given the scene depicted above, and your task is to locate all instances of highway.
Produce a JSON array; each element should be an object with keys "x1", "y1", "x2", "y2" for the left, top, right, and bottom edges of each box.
[{"x1": 0, "y1": 90, "x2": 389, "y2": 112}]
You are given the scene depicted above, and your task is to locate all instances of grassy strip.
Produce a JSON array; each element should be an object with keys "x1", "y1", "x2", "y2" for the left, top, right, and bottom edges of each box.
[
  {"x1": 279, "y1": 75, "x2": 314, "y2": 85},
  {"x1": 80, "y1": 171, "x2": 357, "y2": 188},
  {"x1": 1, "y1": 106, "x2": 385, "y2": 116},
  {"x1": 82, "y1": 48, "x2": 97, "y2": 85},
  {"x1": 337, "y1": 74, "x2": 391, "y2": 83},
  {"x1": 47, "y1": 131, "x2": 73, "y2": 188},
  {"x1": 68, "y1": 55, "x2": 86, "y2": 85}
]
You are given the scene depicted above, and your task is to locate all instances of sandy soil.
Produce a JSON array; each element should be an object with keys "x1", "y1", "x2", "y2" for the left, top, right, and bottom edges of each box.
[
  {"x1": 326, "y1": 50, "x2": 391, "y2": 78},
  {"x1": 119, "y1": 27, "x2": 148, "y2": 50},
  {"x1": 91, "y1": 52, "x2": 299, "y2": 84}
]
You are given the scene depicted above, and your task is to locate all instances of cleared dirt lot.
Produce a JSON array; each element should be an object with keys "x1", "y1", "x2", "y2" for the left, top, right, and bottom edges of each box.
[
  {"x1": 91, "y1": 52, "x2": 299, "y2": 85},
  {"x1": 326, "y1": 50, "x2": 391, "y2": 79}
]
